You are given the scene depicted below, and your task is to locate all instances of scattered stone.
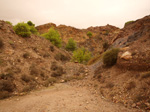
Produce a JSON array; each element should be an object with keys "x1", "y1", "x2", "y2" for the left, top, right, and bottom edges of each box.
[
  {"x1": 60, "y1": 80, "x2": 65, "y2": 83},
  {"x1": 120, "y1": 51, "x2": 132, "y2": 60},
  {"x1": 132, "y1": 103, "x2": 136, "y2": 108}
]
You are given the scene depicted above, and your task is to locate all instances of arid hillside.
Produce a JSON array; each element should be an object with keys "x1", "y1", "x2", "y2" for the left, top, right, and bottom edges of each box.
[
  {"x1": 0, "y1": 20, "x2": 88, "y2": 99},
  {"x1": 93, "y1": 15, "x2": 150, "y2": 111},
  {"x1": 36, "y1": 24, "x2": 120, "y2": 55}
]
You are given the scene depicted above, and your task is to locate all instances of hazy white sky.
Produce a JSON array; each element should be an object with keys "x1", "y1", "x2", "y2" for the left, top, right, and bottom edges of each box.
[{"x1": 0, "y1": 0, "x2": 150, "y2": 28}]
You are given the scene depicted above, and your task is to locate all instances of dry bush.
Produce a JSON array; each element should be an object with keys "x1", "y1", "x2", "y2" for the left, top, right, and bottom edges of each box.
[
  {"x1": 50, "y1": 45, "x2": 54, "y2": 52},
  {"x1": 51, "y1": 62, "x2": 65, "y2": 77},
  {"x1": 105, "y1": 82, "x2": 114, "y2": 88},
  {"x1": 0, "y1": 38, "x2": 4, "y2": 49},
  {"x1": 43, "y1": 53, "x2": 50, "y2": 58},
  {"x1": 55, "y1": 53, "x2": 69, "y2": 61},
  {"x1": 141, "y1": 71, "x2": 150, "y2": 79},
  {"x1": 30, "y1": 66, "x2": 39, "y2": 76},
  {"x1": 22, "y1": 83, "x2": 36, "y2": 92},
  {"x1": 23, "y1": 52, "x2": 30, "y2": 58},
  {"x1": 0, "y1": 73, "x2": 13, "y2": 80},
  {"x1": 51, "y1": 62, "x2": 58, "y2": 71},
  {"x1": 0, "y1": 80, "x2": 15, "y2": 92},
  {"x1": 133, "y1": 94, "x2": 148, "y2": 103},
  {"x1": 126, "y1": 81, "x2": 136, "y2": 91},
  {"x1": 44, "y1": 77, "x2": 57, "y2": 87},
  {"x1": 0, "y1": 91, "x2": 10, "y2": 99},
  {"x1": 88, "y1": 55, "x2": 101, "y2": 65},
  {"x1": 21, "y1": 75, "x2": 33, "y2": 83},
  {"x1": 63, "y1": 75, "x2": 84, "y2": 82},
  {"x1": 51, "y1": 68, "x2": 64, "y2": 77}
]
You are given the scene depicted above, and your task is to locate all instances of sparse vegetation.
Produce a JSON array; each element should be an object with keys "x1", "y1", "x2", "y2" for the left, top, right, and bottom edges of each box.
[
  {"x1": 87, "y1": 31, "x2": 92, "y2": 38},
  {"x1": 50, "y1": 45, "x2": 54, "y2": 52},
  {"x1": 22, "y1": 83, "x2": 36, "y2": 92},
  {"x1": 44, "y1": 77, "x2": 57, "y2": 87},
  {"x1": 0, "y1": 38, "x2": 4, "y2": 48},
  {"x1": 21, "y1": 75, "x2": 33, "y2": 83},
  {"x1": 23, "y1": 52, "x2": 30, "y2": 58},
  {"x1": 124, "y1": 20, "x2": 134, "y2": 27},
  {"x1": 0, "y1": 91, "x2": 10, "y2": 99},
  {"x1": 65, "y1": 38, "x2": 76, "y2": 51},
  {"x1": 88, "y1": 55, "x2": 101, "y2": 65},
  {"x1": 0, "y1": 80, "x2": 15, "y2": 92},
  {"x1": 42, "y1": 28, "x2": 62, "y2": 48},
  {"x1": 103, "y1": 48, "x2": 120, "y2": 66},
  {"x1": 126, "y1": 81, "x2": 136, "y2": 91},
  {"x1": 13, "y1": 22, "x2": 31, "y2": 37},
  {"x1": 5, "y1": 21, "x2": 13, "y2": 26},
  {"x1": 55, "y1": 53, "x2": 69, "y2": 61},
  {"x1": 51, "y1": 62, "x2": 65, "y2": 77},
  {"x1": 105, "y1": 82, "x2": 114, "y2": 88},
  {"x1": 141, "y1": 71, "x2": 150, "y2": 79},
  {"x1": 63, "y1": 75, "x2": 84, "y2": 82},
  {"x1": 51, "y1": 66, "x2": 65, "y2": 77},
  {"x1": 30, "y1": 66, "x2": 39, "y2": 76},
  {"x1": 72, "y1": 47, "x2": 91, "y2": 64},
  {"x1": 103, "y1": 41, "x2": 109, "y2": 51},
  {"x1": 0, "y1": 73, "x2": 13, "y2": 80}
]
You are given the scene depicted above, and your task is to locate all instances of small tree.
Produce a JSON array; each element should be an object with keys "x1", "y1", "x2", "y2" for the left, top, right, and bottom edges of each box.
[
  {"x1": 66, "y1": 38, "x2": 76, "y2": 51},
  {"x1": 13, "y1": 22, "x2": 31, "y2": 37},
  {"x1": 29, "y1": 26, "x2": 38, "y2": 35},
  {"x1": 42, "y1": 28, "x2": 62, "y2": 48},
  {"x1": 27, "y1": 21, "x2": 35, "y2": 26},
  {"x1": 87, "y1": 31, "x2": 92, "y2": 38},
  {"x1": 103, "y1": 48, "x2": 120, "y2": 66},
  {"x1": 72, "y1": 47, "x2": 91, "y2": 64}
]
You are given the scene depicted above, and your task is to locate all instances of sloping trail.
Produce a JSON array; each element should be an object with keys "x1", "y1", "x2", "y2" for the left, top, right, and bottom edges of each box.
[{"x1": 0, "y1": 78, "x2": 140, "y2": 112}]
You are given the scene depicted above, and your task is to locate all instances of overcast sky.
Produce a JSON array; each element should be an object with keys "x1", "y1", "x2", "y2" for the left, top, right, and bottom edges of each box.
[{"x1": 0, "y1": 0, "x2": 150, "y2": 28}]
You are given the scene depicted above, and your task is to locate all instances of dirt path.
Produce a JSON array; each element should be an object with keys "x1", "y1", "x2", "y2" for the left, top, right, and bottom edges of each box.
[{"x1": 0, "y1": 81, "x2": 140, "y2": 112}]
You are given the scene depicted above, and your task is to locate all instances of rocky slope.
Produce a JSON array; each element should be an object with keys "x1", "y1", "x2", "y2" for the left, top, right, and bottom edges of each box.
[
  {"x1": 94, "y1": 15, "x2": 150, "y2": 111},
  {"x1": 36, "y1": 24, "x2": 120, "y2": 55},
  {"x1": 0, "y1": 21, "x2": 88, "y2": 99}
]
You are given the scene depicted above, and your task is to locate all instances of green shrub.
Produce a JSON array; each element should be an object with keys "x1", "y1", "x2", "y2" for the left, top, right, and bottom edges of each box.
[
  {"x1": 87, "y1": 31, "x2": 92, "y2": 38},
  {"x1": 6, "y1": 21, "x2": 13, "y2": 26},
  {"x1": 103, "y1": 48, "x2": 120, "y2": 66},
  {"x1": 42, "y1": 28, "x2": 62, "y2": 48},
  {"x1": 29, "y1": 26, "x2": 38, "y2": 34},
  {"x1": 27, "y1": 21, "x2": 35, "y2": 26},
  {"x1": 65, "y1": 38, "x2": 76, "y2": 51},
  {"x1": 72, "y1": 48, "x2": 91, "y2": 64},
  {"x1": 13, "y1": 22, "x2": 31, "y2": 37},
  {"x1": 124, "y1": 21, "x2": 134, "y2": 27}
]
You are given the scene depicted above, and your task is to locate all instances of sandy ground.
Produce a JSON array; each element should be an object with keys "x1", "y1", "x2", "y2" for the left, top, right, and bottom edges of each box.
[{"x1": 0, "y1": 81, "x2": 140, "y2": 112}]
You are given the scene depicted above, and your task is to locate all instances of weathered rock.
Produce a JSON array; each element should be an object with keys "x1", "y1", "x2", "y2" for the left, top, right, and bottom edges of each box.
[{"x1": 120, "y1": 51, "x2": 132, "y2": 60}]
